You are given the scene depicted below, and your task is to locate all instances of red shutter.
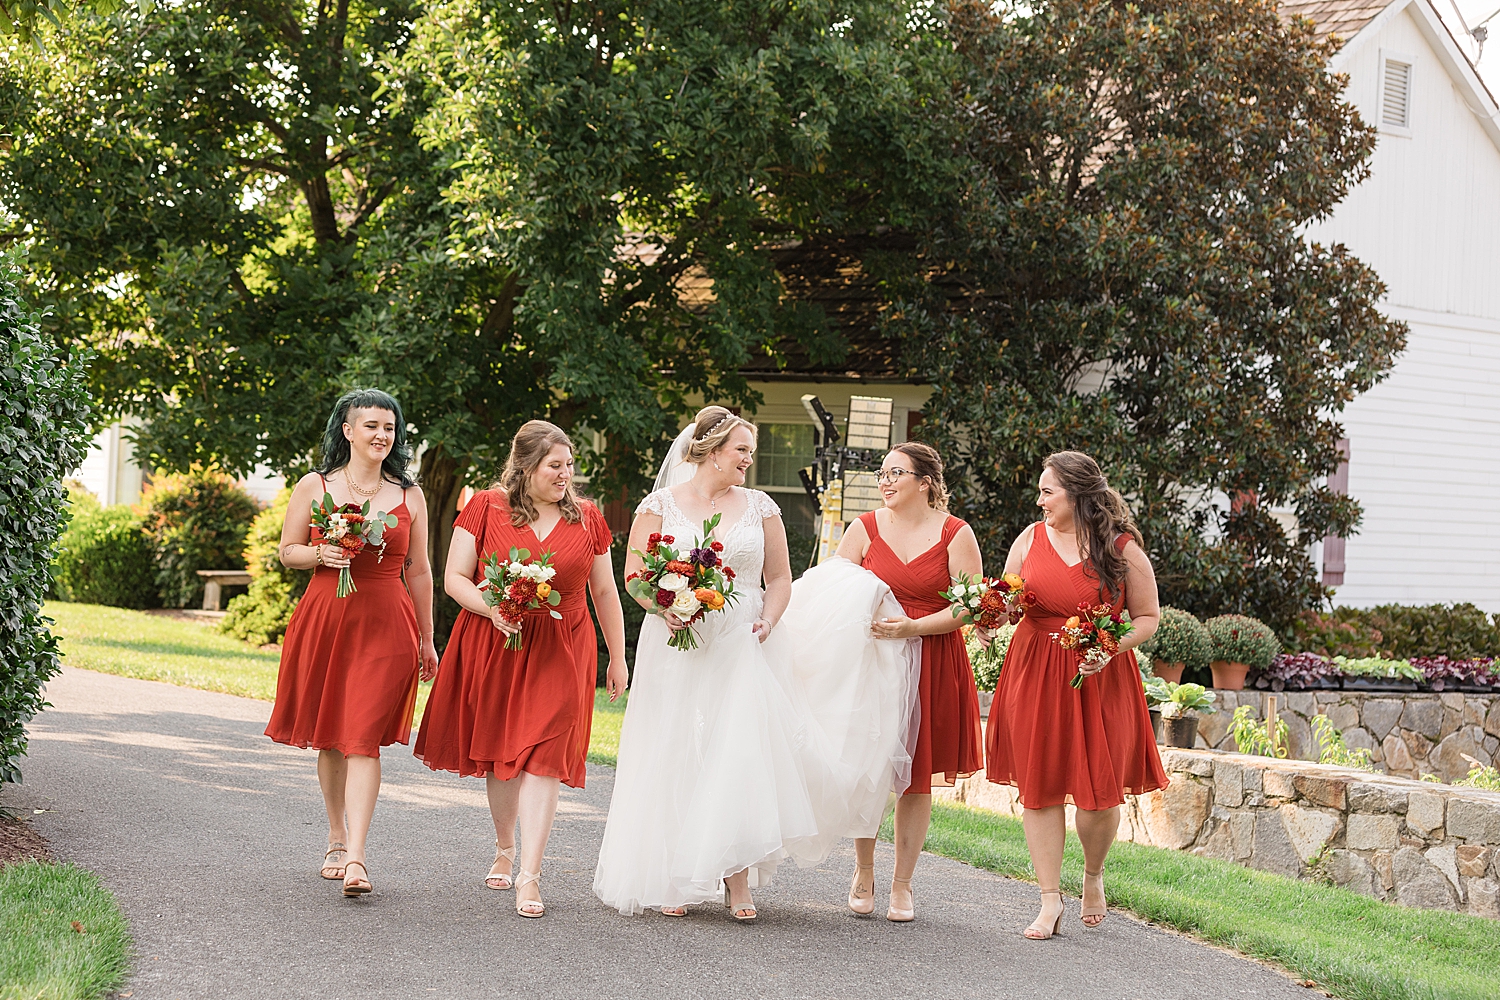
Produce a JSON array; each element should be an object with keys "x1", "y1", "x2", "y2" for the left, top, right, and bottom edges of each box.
[{"x1": 1322, "y1": 439, "x2": 1350, "y2": 586}]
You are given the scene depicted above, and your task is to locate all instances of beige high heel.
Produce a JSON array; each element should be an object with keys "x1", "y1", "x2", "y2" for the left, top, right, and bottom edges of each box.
[
  {"x1": 724, "y1": 884, "x2": 757, "y2": 922},
  {"x1": 485, "y1": 843, "x2": 516, "y2": 890},
  {"x1": 847, "y1": 863, "x2": 876, "y2": 916},
  {"x1": 1024, "y1": 890, "x2": 1063, "y2": 939},
  {"x1": 1081, "y1": 869, "x2": 1107, "y2": 928},
  {"x1": 515, "y1": 868, "x2": 545, "y2": 917},
  {"x1": 886, "y1": 875, "x2": 914, "y2": 922}
]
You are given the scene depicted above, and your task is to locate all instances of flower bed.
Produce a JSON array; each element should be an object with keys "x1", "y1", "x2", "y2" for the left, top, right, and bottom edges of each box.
[{"x1": 1253, "y1": 652, "x2": 1498, "y2": 692}]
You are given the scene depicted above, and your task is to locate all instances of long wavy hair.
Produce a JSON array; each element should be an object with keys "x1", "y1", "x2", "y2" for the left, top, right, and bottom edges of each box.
[
  {"x1": 314, "y1": 389, "x2": 416, "y2": 488},
  {"x1": 494, "y1": 420, "x2": 585, "y2": 528},
  {"x1": 1043, "y1": 451, "x2": 1143, "y2": 603}
]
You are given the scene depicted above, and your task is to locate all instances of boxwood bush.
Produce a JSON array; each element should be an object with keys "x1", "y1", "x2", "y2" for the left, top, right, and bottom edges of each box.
[
  {"x1": 0, "y1": 247, "x2": 93, "y2": 784},
  {"x1": 139, "y1": 469, "x2": 260, "y2": 608},
  {"x1": 1204, "y1": 614, "x2": 1281, "y2": 670},
  {"x1": 52, "y1": 504, "x2": 158, "y2": 608},
  {"x1": 221, "y1": 489, "x2": 311, "y2": 646}
]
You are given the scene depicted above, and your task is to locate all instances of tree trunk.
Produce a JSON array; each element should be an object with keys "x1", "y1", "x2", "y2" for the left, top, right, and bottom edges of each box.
[{"x1": 419, "y1": 447, "x2": 466, "y2": 646}]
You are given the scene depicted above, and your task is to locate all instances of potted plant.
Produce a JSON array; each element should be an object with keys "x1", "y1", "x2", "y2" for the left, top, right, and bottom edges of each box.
[
  {"x1": 1142, "y1": 673, "x2": 1172, "y2": 743},
  {"x1": 1158, "y1": 682, "x2": 1217, "y2": 748},
  {"x1": 1203, "y1": 614, "x2": 1280, "y2": 690},
  {"x1": 1139, "y1": 607, "x2": 1212, "y2": 684},
  {"x1": 1332, "y1": 655, "x2": 1422, "y2": 692}
]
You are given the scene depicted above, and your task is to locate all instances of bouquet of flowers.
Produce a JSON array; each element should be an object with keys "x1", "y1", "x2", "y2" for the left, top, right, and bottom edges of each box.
[
  {"x1": 942, "y1": 573, "x2": 1030, "y2": 672},
  {"x1": 1052, "y1": 602, "x2": 1135, "y2": 689},
  {"x1": 479, "y1": 547, "x2": 562, "y2": 651},
  {"x1": 625, "y1": 514, "x2": 739, "y2": 651},
  {"x1": 310, "y1": 493, "x2": 399, "y2": 598}
]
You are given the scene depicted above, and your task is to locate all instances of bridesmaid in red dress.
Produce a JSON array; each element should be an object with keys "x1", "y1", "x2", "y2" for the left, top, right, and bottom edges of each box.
[
  {"x1": 266, "y1": 389, "x2": 440, "y2": 898},
  {"x1": 416, "y1": 420, "x2": 627, "y2": 918},
  {"x1": 836, "y1": 442, "x2": 984, "y2": 922},
  {"x1": 983, "y1": 451, "x2": 1166, "y2": 939}
]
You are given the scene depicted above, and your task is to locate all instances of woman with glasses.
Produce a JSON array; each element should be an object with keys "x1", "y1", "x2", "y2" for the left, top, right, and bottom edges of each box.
[{"x1": 834, "y1": 442, "x2": 984, "y2": 921}]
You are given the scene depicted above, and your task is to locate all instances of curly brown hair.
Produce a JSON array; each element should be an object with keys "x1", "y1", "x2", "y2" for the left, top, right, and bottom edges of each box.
[
  {"x1": 1042, "y1": 451, "x2": 1143, "y2": 603},
  {"x1": 494, "y1": 420, "x2": 585, "y2": 528}
]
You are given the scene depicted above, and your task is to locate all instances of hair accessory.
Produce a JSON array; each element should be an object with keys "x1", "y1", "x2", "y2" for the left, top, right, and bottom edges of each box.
[{"x1": 695, "y1": 414, "x2": 732, "y2": 441}]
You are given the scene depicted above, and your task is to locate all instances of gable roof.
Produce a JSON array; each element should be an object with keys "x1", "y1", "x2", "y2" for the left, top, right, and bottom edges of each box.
[{"x1": 1281, "y1": 0, "x2": 1394, "y2": 44}]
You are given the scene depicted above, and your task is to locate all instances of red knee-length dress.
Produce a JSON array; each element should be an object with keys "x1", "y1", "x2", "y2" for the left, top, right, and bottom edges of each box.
[
  {"x1": 415, "y1": 490, "x2": 612, "y2": 787},
  {"x1": 985, "y1": 524, "x2": 1167, "y2": 809},
  {"x1": 858, "y1": 510, "x2": 984, "y2": 794},
  {"x1": 265, "y1": 486, "x2": 420, "y2": 758}
]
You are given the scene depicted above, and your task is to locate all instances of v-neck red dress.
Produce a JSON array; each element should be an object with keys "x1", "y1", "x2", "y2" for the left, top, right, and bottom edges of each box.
[
  {"x1": 265, "y1": 488, "x2": 420, "y2": 758},
  {"x1": 984, "y1": 523, "x2": 1167, "y2": 810},
  {"x1": 857, "y1": 510, "x2": 984, "y2": 795},
  {"x1": 415, "y1": 490, "x2": 612, "y2": 787}
]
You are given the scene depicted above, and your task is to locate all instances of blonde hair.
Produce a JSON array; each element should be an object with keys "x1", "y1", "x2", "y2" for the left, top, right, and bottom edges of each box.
[
  {"x1": 495, "y1": 420, "x2": 585, "y2": 528},
  {"x1": 683, "y1": 405, "x2": 757, "y2": 465},
  {"x1": 890, "y1": 442, "x2": 950, "y2": 511}
]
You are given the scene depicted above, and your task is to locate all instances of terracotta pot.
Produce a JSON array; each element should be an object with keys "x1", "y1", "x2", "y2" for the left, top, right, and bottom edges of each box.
[
  {"x1": 1163, "y1": 715, "x2": 1198, "y2": 748},
  {"x1": 1210, "y1": 660, "x2": 1250, "y2": 690},
  {"x1": 1152, "y1": 661, "x2": 1186, "y2": 684},
  {"x1": 1149, "y1": 708, "x2": 1164, "y2": 744}
]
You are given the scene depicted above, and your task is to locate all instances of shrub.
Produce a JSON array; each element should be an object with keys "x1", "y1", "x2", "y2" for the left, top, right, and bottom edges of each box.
[
  {"x1": 52, "y1": 505, "x2": 158, "y2": 608},
  {"x1": 139, "y1": 469, "x2": 260, "y2": 608},
  {"x1": 1231, "y1": 705, "x2": 1288, "y2": 758},
  {"x1": 1356, "y1": 604, "x2": 1500, "y2": 660},
  {"x1": 221, "y1": 490, "x2": 312, "y2": 646},
  {"x1": 1290, "y1": 609, "x2": 1384, "y2": 658},
  {"x1": 0, "y1": 246, "x2": 93, "y2": 784},
  {"x1": 966, "y1": 623, "x2": 1017, "y2": 692},
  {"x1": 1204, "y1": 614, "x2": 1280, "y2": 670},
  {"x1": 1139, "y1": 607, "x2": 1212, "y2": 671}
]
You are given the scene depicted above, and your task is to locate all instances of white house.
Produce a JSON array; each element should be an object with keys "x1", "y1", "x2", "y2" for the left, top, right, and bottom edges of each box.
[{"x1": 1286, "y1": 0, "x2": 1500, "y2": 610}]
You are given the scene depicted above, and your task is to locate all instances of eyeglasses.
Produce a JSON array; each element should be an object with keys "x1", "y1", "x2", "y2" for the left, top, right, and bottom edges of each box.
[{"x1": 876, "y1": 468, "x2": 915, "y2": 485}]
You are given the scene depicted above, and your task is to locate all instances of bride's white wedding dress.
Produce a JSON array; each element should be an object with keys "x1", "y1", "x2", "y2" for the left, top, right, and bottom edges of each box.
[{"x1": 593, "y1": 487, "x2": 919, "y2": 915}]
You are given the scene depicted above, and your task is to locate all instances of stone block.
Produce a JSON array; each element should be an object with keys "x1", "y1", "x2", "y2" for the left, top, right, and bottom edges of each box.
[
  {"x1": 1464, "y1": 701, "x2": 1485, "y2": 728},
  {"x1": 1241, "y1": 765, "x2": 1263, "y2": 792},
  {"x1": 1401, "y1": 700, "x2": 1444, "y2": 740},
  {"x1": 1434, "y1": 730, "x2": 1490, "y2": 784},
  {"x1": 1344, "y1": 727, "x2": 1380, "y2": 761},
  {"x1": 1214, "y1": 760, "x2": 1245, "y2": 807},
  {"x1": 1264, "y1": 770, "x2": 1296, "y2": 799},
  {"x1": 1425, "y1": 844, "x2": 1464, "y2": 900},
  {"x1": 1230, "y1": 812, "x2": 1255, "y2": 861},
  {"x1": 1327, "y1": 849, "x2": 1382, "y2": 898},
  {"x1": 1193, "y1": 820, "x2": 1236, "y2": 862},
  {"x1": 1348, "y1": 781, "x2": 1407, "y2": 814},
  {"x1": 1373, "y1": 849, "x2": 1395, "y2": 890},
  {"x1": 965, "y1": 779, "x2": 1021, "y2": 816},
  {"x1": 1447, "y1": 798, "x2": 1500, "y2": 843},
  {"x1": 1406, "y1": 791, "x2": 1446, "y2": 837},
  {"x1": 1402, "y1": 730, "x2": 1434, "y2": 767},
  {"x1": 1393, "y1": 846, "x2": 1459, "y2": 911},
  {"x1": 1467, "y1": 878, "x2": 1500, "y2": 919},
  {"x1": 1326, "y1": 703, "x2": 1359, "y2": 731},
  {"x1": 1248, "y1": 811, "x2": 1303, "y2": 878},
  {"x1": 1160, "y1": 749, "x2": 1213, "y2": 777},
  {"x1": 1440, "y1": 693, "x2": 1466, "y2": 712},
  {"x1": 1315, "y1": 691, "x2": 1341, "y2": 704},
  {"x1": 1198, "y1": 711, "x2": 1232, "y2": 750},
  {"x1": 1138, "y1": 778, "x2": 1212, "y2": 850},
  {"x1": 1283, "y1": 712, "x2": 1314, "y2": 762},
  {"x1": 1485, "y1": 735, "x2": 1499, "y2": 758},
  {"x1": 1485, "y1": 700, "x2": 1500, "y2": 738},
  {"x1": 1456, "y1": 845, "x2": 1491, "y2": 877},
  {"x1": 1286, "y1": 693, "x2": 1315, "y2": 716},
  {"x1": 1364, "y1": 699, "x2": 1404, "y2": 742},
  {"x1": 1294, "y1": 774, "x2": 1349, "y2": 810},
  {"x1": 1347, "y1": 813, "x2": 1400, "y2": 851},
  {"x1": 1383, "y1": 734, "x2": 1416, "y2": 776},
  {"x1": 1439, "y1": 708, "x2": 1462, "y2": 741},
  {"x1": 1281, "y1": 804, "x2": 1341, "y2": 863}
]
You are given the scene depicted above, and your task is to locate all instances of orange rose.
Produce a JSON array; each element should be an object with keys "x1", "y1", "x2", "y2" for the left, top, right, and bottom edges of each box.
[
  {"x1": 1064, "y1": 616, "x2": 1080, "y2": 630},
  {"x1": 535, "y1": 583, "x2": 551, "y2": 599}
]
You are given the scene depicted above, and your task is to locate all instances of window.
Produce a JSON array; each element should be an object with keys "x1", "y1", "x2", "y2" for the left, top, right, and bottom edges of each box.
[
  {"x1": 1380, "y1": 52, "x2": 1413, "y2": 135},
  {"x1": 754, "y1": 423, "x2": 816, "y2": 490}
]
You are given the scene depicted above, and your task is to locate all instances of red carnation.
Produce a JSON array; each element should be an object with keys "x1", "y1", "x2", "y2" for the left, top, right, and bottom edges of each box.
[
  {"x1": 665, "y1": 560, "x2": 695, "y2": 576},
  {"x1": 710, "y1": 541, "x2": 723, "y2": 552},
  {"x1": 649, "y1": 532, "x2": 662, "y2": 543},
  {"x1": 509, "y1": 578, "x2": 539, "y2": 603},
  {"x1": 655, "y1": 588, "x2": 675, "y2": 608},
  {"x1": 725, "y1": 567, "x2": 736, "y2": 580},
  {"x1": 661, "y1": 535, "x2": 674, "y2": 544}
]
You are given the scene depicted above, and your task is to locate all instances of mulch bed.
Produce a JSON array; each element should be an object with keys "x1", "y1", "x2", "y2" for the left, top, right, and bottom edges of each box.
[{"x1": 0, "y1": 814, "x2": 51, "y2": 867}]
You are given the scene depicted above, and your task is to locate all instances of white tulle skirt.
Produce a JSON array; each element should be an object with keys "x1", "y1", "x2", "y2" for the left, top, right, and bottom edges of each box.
[{"x1": 592, "y1": 558, "x2": 919, "y2": 915}]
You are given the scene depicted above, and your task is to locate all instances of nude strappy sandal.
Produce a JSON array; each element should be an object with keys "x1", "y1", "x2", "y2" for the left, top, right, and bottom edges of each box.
[
  {"x1": 1081, "y1": 869, "x2": 1107, "y2": 928},
  {"x1": 724, "y1": 884, "x2": 757, "y2": 923},
  {"x1": 515, "y1": 868, "x2": 545, "y2": 917},
  {"x1": 485, "y1": 843, "x2": 516, "y2": 890},
  {"x1": 321, "y1": 843, "x2": 347, "y2": 880},
  {"x1": 1024, "y1": 889, "x2": 1063, "y2": 939},
  {"x1": 342, "y1": 859, "x2": 372, "y2": 897}
]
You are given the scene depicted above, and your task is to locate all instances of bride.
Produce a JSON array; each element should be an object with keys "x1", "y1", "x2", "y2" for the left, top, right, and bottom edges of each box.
[{"x1": 593, "y1": 406, "x2": 920, "y2": 919}]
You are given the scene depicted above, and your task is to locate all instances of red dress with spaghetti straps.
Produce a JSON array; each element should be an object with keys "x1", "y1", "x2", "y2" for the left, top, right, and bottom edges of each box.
[
  {"x1": 984, "y1": 524, "x2": 1167, "y2": 810},
  {"x1": 857, "y1": 510, "x2": 984, "y2": 795},
  {"x1": 265, "y1": 483, "x2": 420, "y2": 758},
  {"x1": 415, "y1": 490, "x2": 612, "y2": 788}
]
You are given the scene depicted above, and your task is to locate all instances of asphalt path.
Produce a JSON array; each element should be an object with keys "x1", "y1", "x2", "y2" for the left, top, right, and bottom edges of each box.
[{"x1": 13, "y1": 667, "x2": 1312, "y2": 1000}]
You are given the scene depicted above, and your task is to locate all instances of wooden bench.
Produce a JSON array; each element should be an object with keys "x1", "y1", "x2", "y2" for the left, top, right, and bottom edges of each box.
[{"x1": 196, "y1": 570, "x2": 253, "y2": 611}]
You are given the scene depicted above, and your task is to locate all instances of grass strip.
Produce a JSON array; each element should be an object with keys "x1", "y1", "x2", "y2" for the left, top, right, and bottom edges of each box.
[
  {"x1": 0, "y1": 860, "x2": 131, "y2": 1000},
  {"x1": 911, "y1": 801, "x2": 1500, "y2": 1000}
]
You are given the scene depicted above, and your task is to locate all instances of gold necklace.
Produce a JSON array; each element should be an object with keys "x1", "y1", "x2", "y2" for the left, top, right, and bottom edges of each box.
[{"x1": 344, "y1": 468, "x2": 382, "y2": 499}]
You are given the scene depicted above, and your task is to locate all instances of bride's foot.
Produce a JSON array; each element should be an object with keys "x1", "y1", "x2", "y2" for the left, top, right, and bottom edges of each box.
[
  {"x1": 886, "y1": 875, "x2": 914, "y2": 922},
  {"x1": 847, "y1": 863, "x2": 875, "y2": 915},
  {"x1": 661, "y1": 905, "x2": 687, "y2": 917},
  {"x1": 1081, "y1": 868, "x2": 1107, "y2": 927},
  {"x1": 724, "y1": 876, "x2": 757, "y2": 922},
  {"x1": 1024, "y1": 890, "x2": 1064, "y2": 939}
]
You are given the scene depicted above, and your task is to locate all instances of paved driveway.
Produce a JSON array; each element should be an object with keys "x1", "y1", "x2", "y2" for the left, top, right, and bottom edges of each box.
[{"x1": 15, "y1": 668, "x2": 1311, "y2": 1000}]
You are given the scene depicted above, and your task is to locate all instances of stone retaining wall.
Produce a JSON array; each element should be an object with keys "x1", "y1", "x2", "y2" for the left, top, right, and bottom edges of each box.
[
  {"x1": 937, "y1": 749, "x2": 1500, "y2": 919},
  {"x1": 1192, "y1": 691, "x2": 1499, "y2": 783}
]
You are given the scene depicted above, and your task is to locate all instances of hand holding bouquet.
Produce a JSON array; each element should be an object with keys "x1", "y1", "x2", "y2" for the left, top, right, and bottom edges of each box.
[
  {"x1": 310, "y1": 493, "x2": 399, "y2": 598},
  {"x1": 625, "y1": 514, "x2": 739, "y2": 651},
  {"x1": 1052, "y1": 602, "x2": 1134, "y2": 689},
  {"x1": 942, "y1": 573, "x2": 1030, "y2": 671},
  {"x1": 480, "y1": 547, "x2": 562, "y2": 651}
]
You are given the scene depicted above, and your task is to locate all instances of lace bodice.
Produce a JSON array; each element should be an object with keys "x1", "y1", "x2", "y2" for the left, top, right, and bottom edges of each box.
[{"x1": 636, "y1": 487, "x2": 780, "y2": 595}]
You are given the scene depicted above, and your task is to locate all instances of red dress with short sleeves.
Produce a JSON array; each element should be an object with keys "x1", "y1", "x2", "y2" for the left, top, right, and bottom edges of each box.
[
  {"x1": 415, "y1": 491, "x2": 612, "y2": 788},
  {"x1": 857, "y1": 510, "x2": 984, "y2": 795},
  {"x1": 265, "y1": 486, "x2": 420, "y2": 758},
  {"x1": 985, "y1": 524, "x2": 1167, "y2": 810}
]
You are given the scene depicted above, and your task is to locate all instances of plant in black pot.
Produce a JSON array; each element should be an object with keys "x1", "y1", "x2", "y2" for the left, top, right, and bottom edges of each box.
[
  {"x1": 1143, "y1": 673, "x2": 1172, "y2": 743},
  {"x1": 1139, "y1": 607, "x2": 1212, "y2": 685},
  {"x1": 1203, "y1": 615, "x2": 1280, "y2": 690},
  {"x1": 1158, "y1": 682, "x2": 1217, "y2": 748}
]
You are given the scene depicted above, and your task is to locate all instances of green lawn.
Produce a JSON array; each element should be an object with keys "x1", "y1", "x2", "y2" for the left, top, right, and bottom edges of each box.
[
  {"x1": 903, "y1": 802, "x2": 1500, "y2": 1000},
  {"x1": 0, "y1": 860, "x2": 130, "y2": 1000}
]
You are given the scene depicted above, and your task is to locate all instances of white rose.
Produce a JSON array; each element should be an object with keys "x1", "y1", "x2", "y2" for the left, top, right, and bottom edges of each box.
[
  {"x1": 669, "y1": 589, "x2": 701, "y2": 616},
  {"x1": 522, "y1": 564, "x2": 546, "y2": 581},
  {"x1": 659, "y1": 572, "x2": 689, "y2": 593},
  {"x1": 539, "y1": 566, "x2": 557, "y2": 582},
  {"x1": 508, "y1": 561, "x2": 526, "y2": 576}
]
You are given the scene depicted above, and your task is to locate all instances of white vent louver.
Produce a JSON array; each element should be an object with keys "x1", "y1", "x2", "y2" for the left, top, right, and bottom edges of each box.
[{"x1": 1383, "y1": 60, "x2": 1411, "y2": 129}]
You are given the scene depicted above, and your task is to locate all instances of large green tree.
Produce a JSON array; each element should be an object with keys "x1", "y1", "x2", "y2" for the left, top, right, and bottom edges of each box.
[{"x1": 905, "y1": 0, "x2": 1406, "y2": 631}]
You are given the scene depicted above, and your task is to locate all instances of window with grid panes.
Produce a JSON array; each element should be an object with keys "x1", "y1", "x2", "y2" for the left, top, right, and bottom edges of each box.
[{"x1": 753, "y1": 423, "x2": 816, "y2": 489}]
